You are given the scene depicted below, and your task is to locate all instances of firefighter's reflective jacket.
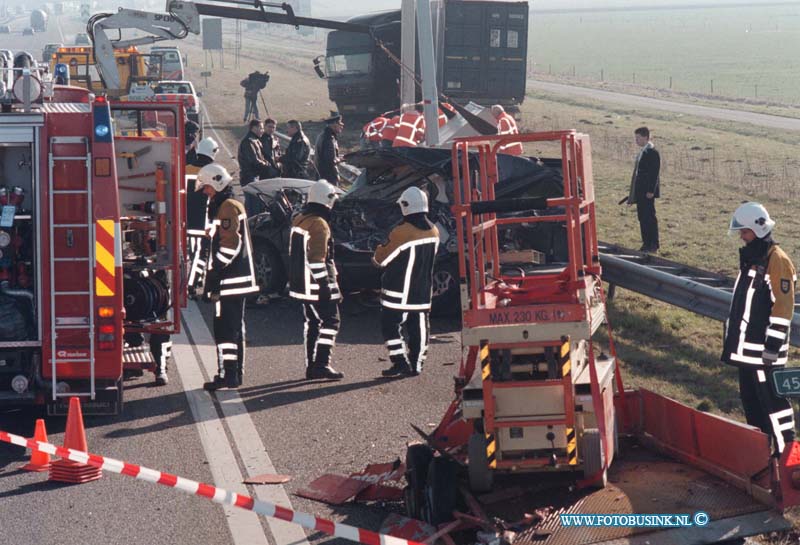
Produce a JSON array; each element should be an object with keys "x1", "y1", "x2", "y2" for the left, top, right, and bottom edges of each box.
[
  {"x1": 204, "y1": 194, "x2": 259, "y2": 298},
  {"x1": 373, "y1": 218, "x2": 439, "y2": 310},
  {"x1": 289, "y1": 209, "x2": 341, "y2": 302},
  {"x1": 723, "y1": 241, "x2": 796, "y2": 367}
]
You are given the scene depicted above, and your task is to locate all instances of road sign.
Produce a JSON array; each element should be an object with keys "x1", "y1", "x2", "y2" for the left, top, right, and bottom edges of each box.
[
  {"x1": 202, "y1": 19, "x2": 223, "y2": 50},
  {"x1": 772, "y1": 368, "x2": 800, "y2": 397},
  {"x1": 200, "y1": 71, "x2": 212, "y2": 88}
]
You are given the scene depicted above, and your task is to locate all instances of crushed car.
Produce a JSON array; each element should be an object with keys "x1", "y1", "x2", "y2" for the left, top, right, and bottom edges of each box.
[{"x1": 245, "y1": 147, "x2": 566, "y2": 314}]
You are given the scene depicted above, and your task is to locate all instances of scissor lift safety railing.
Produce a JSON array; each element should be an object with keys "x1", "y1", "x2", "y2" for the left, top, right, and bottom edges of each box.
[{"x1": 446, "y1": 130, "x2": 622, "y2": 482}]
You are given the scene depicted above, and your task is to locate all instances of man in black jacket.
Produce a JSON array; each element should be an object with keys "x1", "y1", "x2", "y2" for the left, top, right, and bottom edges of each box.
[
  {"x1": 238, "y1": 119, "x2": 275, "y2": 187},
  {"x1": 259, "y1": 117, "x2": 281, "y2": 176},
  {"x1": 373, "y1": 187, "x2": 439, "y2": 377},
  {"x1": 315, "y1": 112, "x2": 343, "y2": 186},
  {"x1": 282, "y1": 119, "x2": 313, "y2": 179},
  {"x1": 627, "y1": 126, "x2": 661, "y2": 252}
]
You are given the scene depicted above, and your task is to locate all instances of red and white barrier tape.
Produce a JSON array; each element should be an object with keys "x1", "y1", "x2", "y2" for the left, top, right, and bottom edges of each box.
[{"x1": 0, "y1": 430, "x2": 423, "y2": 545}]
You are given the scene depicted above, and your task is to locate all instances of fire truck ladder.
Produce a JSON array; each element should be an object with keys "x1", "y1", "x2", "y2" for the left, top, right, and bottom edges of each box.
[{"x1": 48, "y1": 136, "x2": 95, "y2": 401}]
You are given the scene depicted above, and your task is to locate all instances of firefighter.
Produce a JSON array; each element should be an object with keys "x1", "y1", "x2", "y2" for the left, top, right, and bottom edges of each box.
[
  {"x1": 379, "y1": 113, "x2": 400, "y2": 148},
  {"x1": 288, "y1": 180, "x2": 345, "y2": 380},
  {"x1": 373, "y1": 187, "x2": 439, "y2": 377},
  {"x1": 315, "y1": 112, "x2": 343, "y2": 186},
  {"x1": 491, "y1": 105, "x2": 523, "y2": 156},
  {"x1": 187, "y1": 137, "x2": 219, "y2": 296},
  {"x1": 196, "y1": 164, "x2": 259, "y2": 391},
  {"x1": 723, "y1": 202, "x2": 797, "y2": 454},
  {"x1": 361, "y1": 114, "x2": 389, "y2": 149}
]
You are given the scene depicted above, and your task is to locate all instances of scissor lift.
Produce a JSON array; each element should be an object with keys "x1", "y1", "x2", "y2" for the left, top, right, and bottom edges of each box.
[
  {"x1": 444, "y1": 131, "x2": 618, "y2": 491},
  {"x1": 401, "y1": 131, "x2": 800, "y2": 544}
]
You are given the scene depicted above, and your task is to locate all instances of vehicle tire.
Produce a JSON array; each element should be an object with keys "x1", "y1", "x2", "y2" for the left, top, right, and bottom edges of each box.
[
  {"x1": 404, "y1": 443, "x2": 433, "y2": 520},
  {"x1": 423, "y1": 457, "x2": 459, "y2": 526},
  {"x1": 430, "y1": 258, "x2": 460, "y2": 317},
  {"x1": 253, "y1": 243, "x2": 286, "y2": 295},
  {"x1": 582, "y1": 428, "x2": 607, "y2": 489},
  {"x1": 467, "y1": 433, "x2": 494, "y2": 493}
]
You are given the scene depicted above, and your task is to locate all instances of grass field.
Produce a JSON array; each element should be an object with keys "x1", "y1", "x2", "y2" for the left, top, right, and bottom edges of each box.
[{"x1": 529, "y1": 4, "x2": 800, "y2": 105}]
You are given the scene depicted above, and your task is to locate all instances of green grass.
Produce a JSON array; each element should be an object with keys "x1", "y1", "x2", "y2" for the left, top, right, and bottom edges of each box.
[{"x1": 529, "y1": 5, "x2": 800, "y2": 105}]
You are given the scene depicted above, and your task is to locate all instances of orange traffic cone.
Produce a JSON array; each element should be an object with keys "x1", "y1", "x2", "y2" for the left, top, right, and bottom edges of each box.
[
  {"x1": 49, "y1": 397, "x2": 102, "y2": 484},
  {"x1": 20, "y1": 418, "x2": 51, "y2": 472}
]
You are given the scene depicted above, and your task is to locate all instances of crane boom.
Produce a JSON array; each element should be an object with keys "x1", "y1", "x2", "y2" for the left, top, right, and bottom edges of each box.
[{"x1": 89, "y1": 0, "x2": 370, "y2": 91}]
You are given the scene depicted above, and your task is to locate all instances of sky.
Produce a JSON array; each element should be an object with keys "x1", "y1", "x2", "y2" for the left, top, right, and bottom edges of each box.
[{"x1": 310, "y1": 0, "x2": 798, "y2": 17}]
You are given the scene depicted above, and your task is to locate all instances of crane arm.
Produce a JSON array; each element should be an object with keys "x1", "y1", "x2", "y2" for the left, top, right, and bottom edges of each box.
[{"x1": 89, "y1": 0, "x2": 370, "y2": 92}]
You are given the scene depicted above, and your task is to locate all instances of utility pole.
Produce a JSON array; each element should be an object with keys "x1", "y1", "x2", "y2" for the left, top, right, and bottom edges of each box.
[
  {"x1": 417, "y1": 0, "x2": 439, "y2": 146},
  {"x1": 400, "y1": 0, "x2": 416, "y2": 113}
]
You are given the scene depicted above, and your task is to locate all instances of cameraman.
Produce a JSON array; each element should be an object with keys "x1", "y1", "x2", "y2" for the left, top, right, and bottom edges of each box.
[{"x1": 240, "y1": 70, "x2": 270, "y2": 122}]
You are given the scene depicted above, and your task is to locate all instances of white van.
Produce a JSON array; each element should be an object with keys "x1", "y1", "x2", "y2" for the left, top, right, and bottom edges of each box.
[{"x1": 150, "y1": 46, "x2": 184, "y2": 81}]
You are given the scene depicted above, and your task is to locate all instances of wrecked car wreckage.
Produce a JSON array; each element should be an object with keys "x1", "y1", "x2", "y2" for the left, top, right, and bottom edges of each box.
[{"x1": 244, "y1": 147, "x2": 566, "y2": 314}]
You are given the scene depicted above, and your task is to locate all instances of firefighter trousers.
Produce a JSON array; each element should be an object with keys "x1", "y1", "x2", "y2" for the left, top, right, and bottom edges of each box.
[
  {"x1": 214, "y1": 296, "x2": 246, "y2": 385},
  {"x1": 303, "y1": 301, "x2": 340, "y2": 368},
  {"x1": 381, "y1": 308, "x2": 430, "y2": 373},
  {"x1": 739, "y1": 366, "x2": 796, "y2": 454},
  {"x1": 150, "y1": 333, "x2": 172, "y2": 377}
]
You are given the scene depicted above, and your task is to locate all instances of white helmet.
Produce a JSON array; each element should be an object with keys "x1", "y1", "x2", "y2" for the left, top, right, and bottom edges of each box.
[
  {"x1": 397, "y1": 186, "x2": 428, "y2": 216},
  {"x1": 197, "y1": 137, "x2": 219, "y2": 160},
  {"x1": 729, "y1": 202, "x2": 775, "y2": 239},
  {"x1": 195, "y1": 163, "x2": 233, "y2": 192},
  {"x1": 307, "y1": 179, "x2": 338, "y2": 209}
]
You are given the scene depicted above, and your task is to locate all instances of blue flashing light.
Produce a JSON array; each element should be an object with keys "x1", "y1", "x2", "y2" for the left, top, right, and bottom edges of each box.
[{"x1": 95, "y1": 124, "x2": 110, "y2": 138}]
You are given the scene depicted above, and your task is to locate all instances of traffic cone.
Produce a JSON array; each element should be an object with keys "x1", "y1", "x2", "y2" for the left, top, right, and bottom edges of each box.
[
  {"x1": 49, "y1": 397, "x2": 102, "y2": 484},
  {"x1": 20, "y1": 418, "x2": 51, "y2": 472}
]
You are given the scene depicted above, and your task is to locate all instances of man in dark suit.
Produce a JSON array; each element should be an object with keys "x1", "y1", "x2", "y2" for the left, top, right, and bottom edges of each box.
[
  {"x1": 627, "y1": 126, "x2": 661, "y2": 252},
  {"x1": 315, "y1": 112, "x2": 344, "y2": 186}
]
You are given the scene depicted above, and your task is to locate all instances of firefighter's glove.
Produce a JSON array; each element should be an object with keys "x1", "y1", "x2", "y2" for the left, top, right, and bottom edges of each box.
[{"x1": 762, "y1": 349, "x2": 780, "y2": 367}]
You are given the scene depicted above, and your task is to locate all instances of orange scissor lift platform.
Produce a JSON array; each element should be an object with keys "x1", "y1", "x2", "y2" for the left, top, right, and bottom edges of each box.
[{"x1": 409, "y1": 131, "x2": 800, "y2": 544}]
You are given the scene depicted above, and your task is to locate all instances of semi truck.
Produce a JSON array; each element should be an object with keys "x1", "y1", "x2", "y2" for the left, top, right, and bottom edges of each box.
[{"x1": 324, "y1": 1, "x2": 529, "y2": 117}]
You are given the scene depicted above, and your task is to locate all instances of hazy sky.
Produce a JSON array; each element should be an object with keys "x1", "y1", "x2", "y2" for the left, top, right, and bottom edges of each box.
[{"x1": 312, "y1": 0, "x2": 796, "y2": 17}]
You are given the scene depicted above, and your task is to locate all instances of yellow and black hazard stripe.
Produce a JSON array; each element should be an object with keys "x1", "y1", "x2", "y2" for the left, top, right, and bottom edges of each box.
[
  {"x1": 486, "y1": 432, "x2": 497, "y2": 469},
  {"x1": 560, "y1": 338, "x2": 578, "y2": 465},
  {"x1": 480, "y1": 341, "x2": 491, "y2": 380},
  {"x1": 95, "y1": 219, "x2": 116, "y2": 296}
]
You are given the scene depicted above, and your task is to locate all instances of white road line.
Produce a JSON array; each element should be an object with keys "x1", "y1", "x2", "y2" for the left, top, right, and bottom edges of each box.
[
  {"x1": 172, "y1": 325, "x2": 271, "y2": 545},
  {"x1": 202, "y1": 108, "x2": 236, "y2": 160},
  {"x1": 182, "y1": 300, "x2": 312, "y2": 545},
  {"x1": 56, "y1": 15, "x2": 65, "y2": 43}
]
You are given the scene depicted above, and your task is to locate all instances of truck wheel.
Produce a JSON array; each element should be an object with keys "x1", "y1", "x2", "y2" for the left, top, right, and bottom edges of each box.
[
  {"x1": 404, "y1": 443, "x2": 433, "y2": 520},
  {"x1": 468, "y1": 433, "x2": 493, "y2": 493},
  {"x1": 582, "y1": 428, "x2": 607, "y2": 489},
  {"x1": 423, "y1": 458, "x2": 458, "y2": 525},
  {"x1": 253, "y1": 243, "x2": 285, "y2": 295}
]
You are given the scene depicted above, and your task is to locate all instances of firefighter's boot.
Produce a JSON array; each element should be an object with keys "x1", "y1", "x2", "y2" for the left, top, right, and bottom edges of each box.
[
  {"x1": 224, "y1": 362, "x2": 241, "y2": 388},
  {"x1": 308, "y1": 365, "x2": 344, "y2": 380},
  {"x1": 203, "y1": 375, "x2": 226, "y2": 391},
  {"x1": 154, "y1": 373, "x2": 169, "y2": 386},
  {"x1": 381, "y1": 356, "x2": 412, "y2": 378}
]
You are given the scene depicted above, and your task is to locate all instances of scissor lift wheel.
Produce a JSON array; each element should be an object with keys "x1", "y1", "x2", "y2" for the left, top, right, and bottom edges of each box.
[
  {"x1": 582, "y1": 428, "x2": 607, "y2": 489},
  {"x1": 468, "y1": 433, "x2": 494, "y2": 493},
  {"x1": 404, "y1": 443, "x2": 433, "y2": 520}
]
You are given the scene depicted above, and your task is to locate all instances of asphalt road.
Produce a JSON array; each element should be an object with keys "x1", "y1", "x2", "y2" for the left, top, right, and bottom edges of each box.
[{"x1": 527, "y1": 80, "x2": 800, "y2": 132}]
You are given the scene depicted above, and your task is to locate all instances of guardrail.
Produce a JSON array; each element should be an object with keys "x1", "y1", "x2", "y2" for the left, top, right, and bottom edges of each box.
[{"x1": 599, "y1": 242, "x2": 800, "y2": 347}]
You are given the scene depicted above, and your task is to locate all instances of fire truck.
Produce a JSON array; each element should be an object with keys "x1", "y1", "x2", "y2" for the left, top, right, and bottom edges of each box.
[{"x1": 0, "y1": 53, "x2": 186, "y2": 415}]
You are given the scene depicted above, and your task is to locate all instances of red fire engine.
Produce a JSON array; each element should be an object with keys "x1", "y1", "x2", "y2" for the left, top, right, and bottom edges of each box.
[{"x1": 0, "y1": 55, "x2": 186, "y2": 415}]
